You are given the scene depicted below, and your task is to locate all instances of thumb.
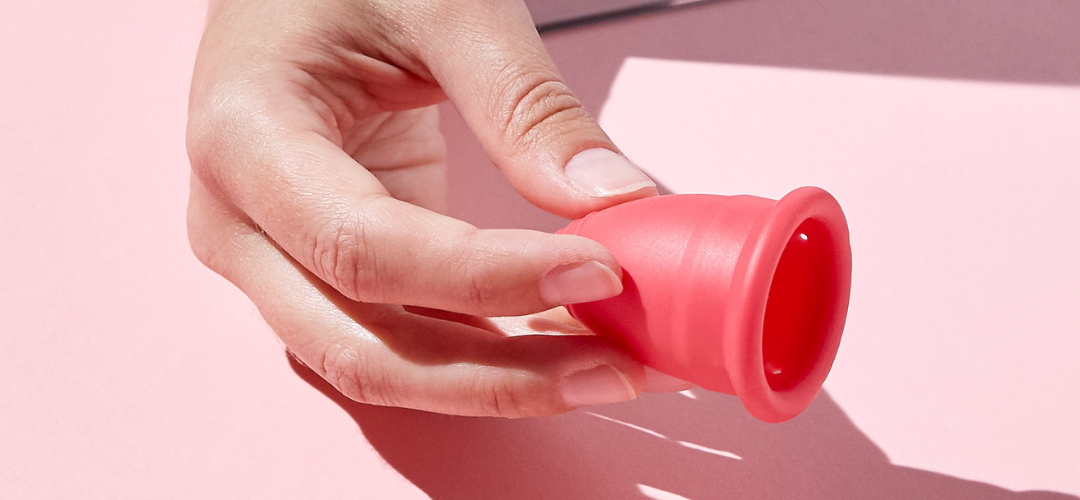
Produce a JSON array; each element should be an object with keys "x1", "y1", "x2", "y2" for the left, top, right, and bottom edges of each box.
[{"x1": 417, "y1": 0, "x2": 658, "y2": 219}]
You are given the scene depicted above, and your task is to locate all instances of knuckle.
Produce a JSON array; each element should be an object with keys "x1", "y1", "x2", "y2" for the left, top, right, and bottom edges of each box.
[
  {"x1": 186, "y1": 88, "x2": 249, "y2": 183},
  {"x1": 185, "y1": 179, "x2": 246, "y2": 278},
  {"x1": 307, "y1": 213, "x2": 383, "y2": 302},
  {"x1": 465, "y1": 267, "x2": 498, "y2": 312},
  {"x1": 319, "y1": 342, "x2": 398, "y2": 406},
  {"x1": 449, "y1": 231, "x2": 523, "y2": 314},
  {"x1": 186, "y1": 218, "x2": 223, "y2": 274},
  {"x1": 459, "y1": 264, "x2": 531, "y2": 316},
  {"x1": 474, "y1": 375, "x2": 527, "y2": 418},
  {"x1": 497, "y1": 72, "x2": 588, "y2": 152},
  {"x1": 185, "y1": 201, "x2": 216, "y2": 271},
  {"x1": 186, "y1": 230, "x2": 218, "y2": 273}
]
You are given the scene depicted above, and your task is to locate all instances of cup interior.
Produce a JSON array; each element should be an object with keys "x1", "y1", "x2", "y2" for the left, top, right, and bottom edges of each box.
[{"x1": 761, "y1": 218, "x2": 842, "y2": 392}]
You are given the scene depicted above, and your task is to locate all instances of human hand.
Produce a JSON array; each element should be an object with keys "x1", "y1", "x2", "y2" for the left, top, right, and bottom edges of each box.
[{"x1": 186, "y1": 0, "x2": 685, "y2": 417}]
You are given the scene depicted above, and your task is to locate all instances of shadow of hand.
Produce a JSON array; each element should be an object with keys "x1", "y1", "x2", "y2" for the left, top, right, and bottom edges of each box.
[{"x1": 289, "y1": 358, "x2": 1075, "y2": 500}]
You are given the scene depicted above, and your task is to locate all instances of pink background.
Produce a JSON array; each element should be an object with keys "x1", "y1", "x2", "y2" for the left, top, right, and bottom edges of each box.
[{"x1": 2, "y1": 1, "x2": 1078, "y2": 498}]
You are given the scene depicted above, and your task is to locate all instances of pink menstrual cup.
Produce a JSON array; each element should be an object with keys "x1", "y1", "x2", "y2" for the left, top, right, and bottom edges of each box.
[{"x1": 558, "y1": 186, "x2": 852, "y2": 423}]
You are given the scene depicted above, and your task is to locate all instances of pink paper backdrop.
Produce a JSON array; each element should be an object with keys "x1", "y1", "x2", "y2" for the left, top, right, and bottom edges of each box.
[
  {"x1": 2, "y1": 0, "x2": 1077, "y2": 498},
  {"x1": 599, "y1": 57, "x2": 1080, "y2": 493}
]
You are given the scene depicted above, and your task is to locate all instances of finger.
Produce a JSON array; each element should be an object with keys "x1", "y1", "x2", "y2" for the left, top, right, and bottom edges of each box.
[
  {"x1": 189, "y1": 86, "x2": 626, "y2": 316},
  {"x1": 188, "y1": 176, "x2": 645, "y2": 417},
  {"x1": 496, "y1": 309, "x2": 697, "y2": 392},
  {"x1": 406, "y1": 0, "x2": 659, "y2": 219}
]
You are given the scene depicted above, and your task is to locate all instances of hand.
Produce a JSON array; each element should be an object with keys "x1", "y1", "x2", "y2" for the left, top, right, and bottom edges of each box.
[{"x1": 186, "y1": 0, "x2": 683, "y2": 417}]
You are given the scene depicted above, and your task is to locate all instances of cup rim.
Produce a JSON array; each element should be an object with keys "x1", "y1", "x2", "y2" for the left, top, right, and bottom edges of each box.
[{"x1": 723, "y1": 186, "x2": 852, "y2": 423}]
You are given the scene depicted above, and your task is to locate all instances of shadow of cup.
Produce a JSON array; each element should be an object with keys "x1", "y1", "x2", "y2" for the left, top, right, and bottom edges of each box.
[{"x1": 290, "y1": 357, "x2": 1073, "y2": 500}]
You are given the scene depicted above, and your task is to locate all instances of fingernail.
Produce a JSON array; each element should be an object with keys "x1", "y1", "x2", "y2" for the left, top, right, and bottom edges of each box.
[
  {"x1": 561, "y1": 365, "x2": 638, "y2": 408},
  {"x1": 540, "y1": 261, "x2": 622, "y2": 305},
  {"x1": 565, "y1": 148, "x2": 656, "y2": 197}
]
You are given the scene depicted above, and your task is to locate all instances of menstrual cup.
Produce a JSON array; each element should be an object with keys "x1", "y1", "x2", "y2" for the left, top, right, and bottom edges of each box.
[{"x1": 558, "y1": 186, "x2": 851, "y2": 423}]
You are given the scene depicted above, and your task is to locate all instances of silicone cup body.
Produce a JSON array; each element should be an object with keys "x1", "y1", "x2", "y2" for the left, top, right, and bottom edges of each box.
[{"x1": 558, "y1": 186, "x2": 852, "y2": 423}]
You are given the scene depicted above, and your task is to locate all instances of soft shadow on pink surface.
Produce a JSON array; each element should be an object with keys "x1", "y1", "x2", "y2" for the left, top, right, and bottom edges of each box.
[{"x1": 291, "y1": 359, "x2": 1072, "y2": 500}]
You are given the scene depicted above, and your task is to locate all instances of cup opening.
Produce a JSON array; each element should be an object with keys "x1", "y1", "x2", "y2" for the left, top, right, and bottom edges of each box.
[
  {"x1": 724, "y1": 186, "x2": 851, "y2": 422},
  {"x1": 761, "y1": 218, "x2": 840, "y2": 392}
]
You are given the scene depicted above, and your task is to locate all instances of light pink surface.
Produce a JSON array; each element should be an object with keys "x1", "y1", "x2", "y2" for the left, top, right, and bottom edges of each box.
[
  {"x1": 0, "y1": 1, "x2": 426, "y2": 498},
  {"x1": 601, "y1": 57, "x2": 1080, "y2": 494},
  {"x1": 2, "y1": 0, "x2": 1078, "y2": 499}
]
